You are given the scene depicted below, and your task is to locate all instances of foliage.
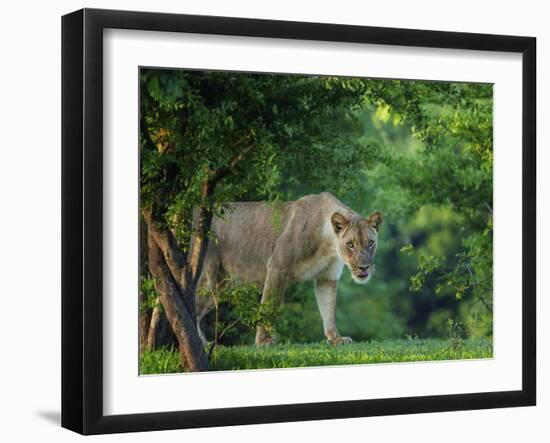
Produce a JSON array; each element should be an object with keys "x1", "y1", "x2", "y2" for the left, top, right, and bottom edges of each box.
[
  {"x1": 141, "y1": 70, "x2": 371, "y2": 249},
  {"x1": 198, "y1": 281, "x2": 281, "y2": 344},
  {"x1": 139, "y1": 276, "x2": 158, "y2": 313},
  {"x1": 140, "y1": 338, "x2": 493, "y2": 373},
  {"x1": 140, "y1": 346, "x2": 182, "y2": 374},
  {"x1": 361, "y1": 81, "x2": 493, "y2": 323},
  {"x1": 400, "y1": 243, "x2": 447, "y2": 292}
]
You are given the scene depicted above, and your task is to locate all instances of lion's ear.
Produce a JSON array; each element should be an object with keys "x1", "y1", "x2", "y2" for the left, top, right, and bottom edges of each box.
[
  {"x1": 331, "y1": 212, "x2": 348, "y2": 234},
  {"x1": 367, "y1": 211, "x2": 383, "y2": 231}
]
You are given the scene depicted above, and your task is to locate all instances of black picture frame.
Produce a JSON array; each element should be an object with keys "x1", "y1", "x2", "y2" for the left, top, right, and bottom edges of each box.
[{"x1": 61, "y1": 8, "x2": 536, "y2": 435}]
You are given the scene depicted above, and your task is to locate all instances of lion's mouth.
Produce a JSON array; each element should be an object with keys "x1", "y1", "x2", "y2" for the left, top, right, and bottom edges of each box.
[
  {"x1": 351, "y1": 265, "x2": 374, "y2": 282},
  {"x1": 354, "y1": 271, "x2": 370, "y2": 278}
]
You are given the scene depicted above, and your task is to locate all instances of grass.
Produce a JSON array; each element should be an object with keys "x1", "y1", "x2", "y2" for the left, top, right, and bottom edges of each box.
[{"x1": 140, "y1": 338, "x2": 493, "y2": 374}]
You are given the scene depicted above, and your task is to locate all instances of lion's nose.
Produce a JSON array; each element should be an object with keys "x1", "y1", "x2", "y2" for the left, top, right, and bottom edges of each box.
[{"x1": 358, "y1": 265, "x2": 370, "y2": 272}]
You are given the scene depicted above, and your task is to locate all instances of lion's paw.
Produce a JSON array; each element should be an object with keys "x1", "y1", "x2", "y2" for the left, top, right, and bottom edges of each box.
[
  {"x1": 340, "y1": 336, "x2": 353, "y2": 345},
  {"x1": 255, "y1": 335, "x2": 276, "y2": 347},
  {"x1": 328, "y1": 335, "x2": 353, "y2": 346}
]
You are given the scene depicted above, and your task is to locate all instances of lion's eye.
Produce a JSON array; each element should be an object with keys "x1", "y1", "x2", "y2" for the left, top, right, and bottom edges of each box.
[
  {"x1": 346, "y1": 241, "x2": 354, "y2": 249},
  {"x1": 368, "y1": 240, "x2": 375, "y2": 249}
]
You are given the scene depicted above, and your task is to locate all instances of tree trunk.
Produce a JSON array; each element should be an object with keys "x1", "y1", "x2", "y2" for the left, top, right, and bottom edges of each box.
[
  {"x1": 139, "y1": 291, "x2": 152, "y2": 355},
  {"x1": 145, "y1": 214, "x2": 197, "y2": 322},
  {"x1": 144, "y1": 300, "x2": 177, "y2": 351},
  {"x1": 147, "y1": 225, "x2": 209, "y2": 371},
  {"x1": 146, "y1": 300, "x2": 162, "y2": 351},
  {"x1": 139, "y1": 215, "x2": 152, "y2": 355}
]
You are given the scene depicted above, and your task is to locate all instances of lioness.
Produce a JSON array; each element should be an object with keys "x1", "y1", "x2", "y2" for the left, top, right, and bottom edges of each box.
[{"x1": 195, "y1": 192, "x2": 383, "y2": 346}]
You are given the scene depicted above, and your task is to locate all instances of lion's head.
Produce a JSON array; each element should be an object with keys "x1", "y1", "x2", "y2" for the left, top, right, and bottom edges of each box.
[{"x1": 331, "y1": 211, "x2": 383, "y2": 284}]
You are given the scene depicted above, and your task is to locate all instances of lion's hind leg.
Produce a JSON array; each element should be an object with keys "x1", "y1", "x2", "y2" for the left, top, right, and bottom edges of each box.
[
  {"x1": 195, "y1": 241, "x2": 224, "y2": 348},
  {"x1": 255, "y1": 266, "x2": 288, "y2": 346}
]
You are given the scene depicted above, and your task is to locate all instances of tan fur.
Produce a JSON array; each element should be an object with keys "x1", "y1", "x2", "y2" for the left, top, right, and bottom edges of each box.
[{"x1": 195, "y1": 192, "x2": 383, "y2": 346}]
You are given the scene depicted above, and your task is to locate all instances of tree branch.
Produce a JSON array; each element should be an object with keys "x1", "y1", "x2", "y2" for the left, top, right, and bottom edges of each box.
[
  {"x1": 209, "y1": 143, "x2": 255, "y2": 185},
  {"x1": 142, "y1": 209, "x2": 186, "y2": 274},
  {"x1": 142, "y1": 208, "x2": 196, "y2": 320},
  {"x1": 465, "y1": 264, "x2": 493, "y2": 314},
  {"x1": 188, "y1": 141, "x2": 256, "y2": 285}
]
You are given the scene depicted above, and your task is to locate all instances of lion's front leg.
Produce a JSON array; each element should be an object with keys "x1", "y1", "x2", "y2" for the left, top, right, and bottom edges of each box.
[{"x1": 314, "y1": 279, "x2": 353, "y2": 346}]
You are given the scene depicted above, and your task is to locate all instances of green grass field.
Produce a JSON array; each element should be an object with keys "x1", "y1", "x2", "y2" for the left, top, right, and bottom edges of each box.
[{"x1": 140, "y1": 338, "x2": 492, "y2": 374}]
